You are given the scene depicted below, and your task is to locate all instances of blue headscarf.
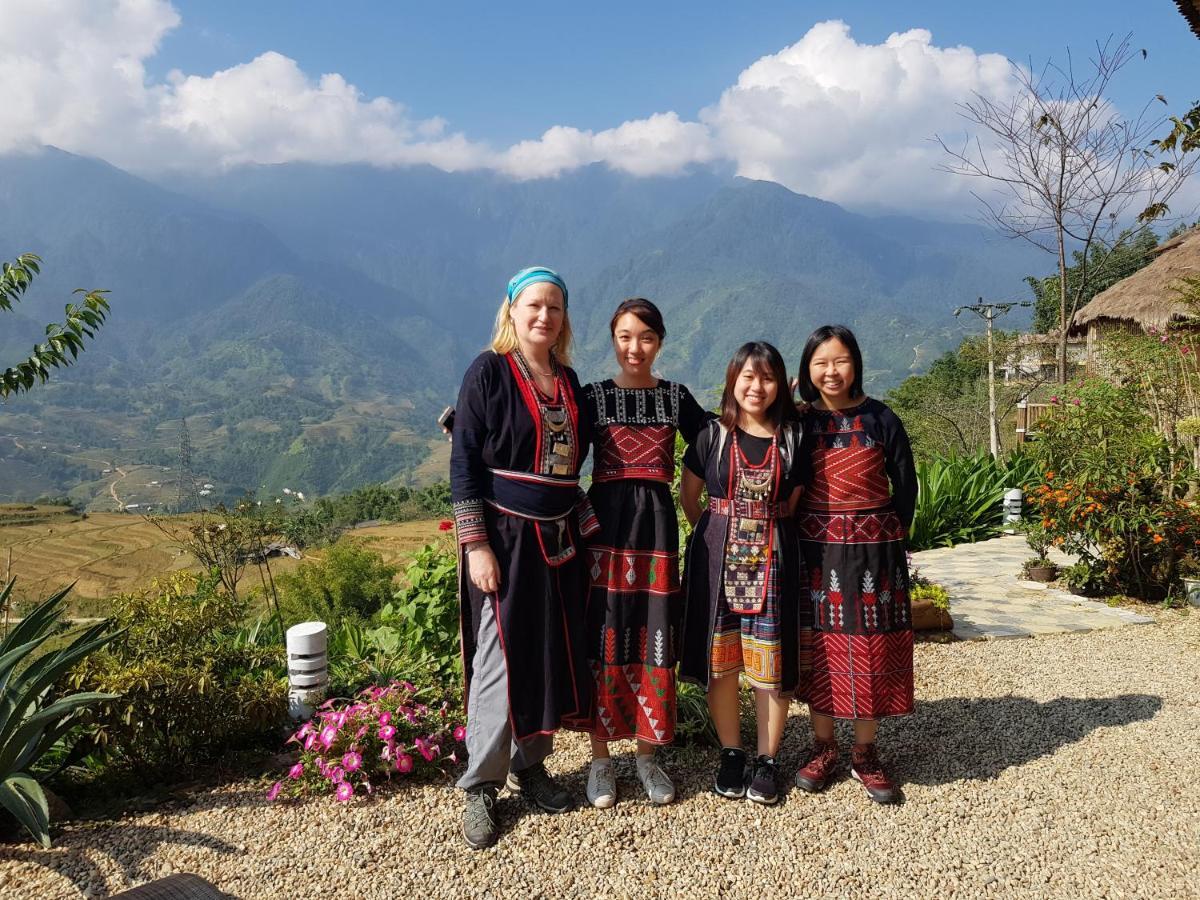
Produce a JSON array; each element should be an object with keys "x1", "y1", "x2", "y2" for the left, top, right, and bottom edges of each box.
[{"x1": 506, "y1": 266, "x2": 568, "y2": 308}]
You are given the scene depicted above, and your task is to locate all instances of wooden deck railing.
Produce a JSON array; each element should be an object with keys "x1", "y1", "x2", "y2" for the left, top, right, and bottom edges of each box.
[{"x1": 1015, "y1": 402, "x2": 1054, "y2": 443}]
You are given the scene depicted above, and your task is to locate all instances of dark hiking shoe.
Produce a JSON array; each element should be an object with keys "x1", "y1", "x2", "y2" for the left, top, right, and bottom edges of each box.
[
  {"x1": 713, "y1": 747, "x2": 747, "y2": 799},
  {"x1": 461, "y1": 786, "x2": 499, "y2": 850},
  {"x1": 506, "y1": 762, "x2": 573, "y2": 813},
  {"x1": 795, "y1": 739, "x2": 839, "y2": 793},
  {"x1": 851, "y1": 742, "x2": 901, "y2": 804},
  {"x1": 746, "y1": 755, "x2": 782, "y2": 805}
]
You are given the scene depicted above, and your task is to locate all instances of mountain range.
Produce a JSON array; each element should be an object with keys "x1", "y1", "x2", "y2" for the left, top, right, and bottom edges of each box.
[{"x1": 0, "y1": 147, "x2": 1042, "y2": 505}]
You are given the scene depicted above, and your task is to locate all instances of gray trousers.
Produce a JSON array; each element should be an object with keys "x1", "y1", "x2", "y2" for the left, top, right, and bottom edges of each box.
[{"x1": 456, "y1": 597, "x2": 553, "y2": 791}]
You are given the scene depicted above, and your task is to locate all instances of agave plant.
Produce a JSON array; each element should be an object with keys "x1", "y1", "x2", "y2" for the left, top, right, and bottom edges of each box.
[
  {"x1": 909, "y1": 451, "x2": 1038, "y2": 551},
  {"x1": 0, "y1": 579, "x2": 118, "y2": 847}
]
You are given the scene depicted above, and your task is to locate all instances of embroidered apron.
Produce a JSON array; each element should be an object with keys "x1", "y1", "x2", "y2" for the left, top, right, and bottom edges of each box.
[{"x1": 722, "y1": 431, "x2": 780, "y2": 615}]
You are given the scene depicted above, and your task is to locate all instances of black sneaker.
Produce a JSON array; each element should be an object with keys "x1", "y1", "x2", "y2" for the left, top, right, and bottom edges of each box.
[
  {"x1": 461, "y1": 786, "x2": 499, "y2": 850},
  {"x1": 713, "y1": 747, "x2": 747, "y2": 799},
  {"x1": 505, "y1": 762, "x2": 573, "y2": 813},
  {"x1": 746, "y1": 754, "x2": 781, "y2": 805}
]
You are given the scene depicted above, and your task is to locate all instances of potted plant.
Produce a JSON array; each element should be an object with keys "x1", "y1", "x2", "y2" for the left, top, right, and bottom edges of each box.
[
  {"x1": 1178, "y1": 554, "x2": 1200, "y2": 608},
  {"x1": 1060, "y1": 560, "x2": 1107, "y2": 597},
  {"x1": 1021, "y1": 523, "x2": 1058, "y2": 582},
  {"x1": 908, "y1": 560, "x2": 953, "y2": 631}
]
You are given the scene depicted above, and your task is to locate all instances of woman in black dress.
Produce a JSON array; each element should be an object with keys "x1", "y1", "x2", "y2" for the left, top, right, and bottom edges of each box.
[
  {"x1": 679, "y1": 341, "x2": 804, "y2": 806},
  {"x1": 579, "y1": 298, "x2": 708, "y2": 809},
  {"x1": 450, "y1": 266, "x2": 598, "y2": 849}
]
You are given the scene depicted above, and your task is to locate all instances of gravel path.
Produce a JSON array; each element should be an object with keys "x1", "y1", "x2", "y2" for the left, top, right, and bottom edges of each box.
[{"x1": 4, "y1": 609, "x2": 1198, "y2": 899}]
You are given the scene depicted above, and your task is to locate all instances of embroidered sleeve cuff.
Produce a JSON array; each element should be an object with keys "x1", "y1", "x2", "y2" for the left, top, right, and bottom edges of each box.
[
  {"x1": 575, "y1": 490, "x2": 601, "y2": 538},
  {"x1": 452, "y1": 499, "x2": 488, "y2": 545}
]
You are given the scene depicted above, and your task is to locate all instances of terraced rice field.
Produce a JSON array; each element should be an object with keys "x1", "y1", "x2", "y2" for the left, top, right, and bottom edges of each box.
[{"x1": 0, "y1": 505, "x2": 442, "y2": 616}]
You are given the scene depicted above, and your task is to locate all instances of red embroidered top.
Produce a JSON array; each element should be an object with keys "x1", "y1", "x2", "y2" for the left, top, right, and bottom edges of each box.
[{"x1": 583, "y1": 380, "x2": 708, "y2": 483}]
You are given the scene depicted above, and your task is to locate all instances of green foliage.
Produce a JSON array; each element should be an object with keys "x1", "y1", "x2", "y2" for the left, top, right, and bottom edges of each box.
[
  {"x1": 0, "y1": 580, "x2": 117, "y2": 847},
  {"x1": 1, "y1": 253, "x2": 111, "y2": 399},
  {"x1": 909, "y1": 581, "x2": 950, "y2": 611},
  {"x1": 1060, "y1": 560, "x2": 1108, "y2": 597},
  {"x1": 674, "y1": 681, "x2": 717, "y2": 747},
  {"x1": 1027, "y1": 379, "x2": 1197, "y2": 600},
  {"x1": 908, "y1": 451, "x2": 1039, "y2": 551},
  {"x1": 886, "y1": 332, "x2": 1033, "y2": 460},
  {"x1": 277, "y1": 540, "x2": 399, "y2": 628},
  {"x1": 63, "y1": 572, "x2": 288, "y2": 773},
  {"x1": 325, "y1": 621, "x2": 434, "y2": 697},
  {"x1": 1025, "y1": 230, "x2": 1158, "y2": 333},
  {"x1": 1153, "y1": 100, "x2": 1200, "y2": 156},
  {"x1": 281, "y1": 482, "x2": 452, "y2": 550},
  {"x1": 380, "y1": 540, "x2": 461, "y2": 682}
]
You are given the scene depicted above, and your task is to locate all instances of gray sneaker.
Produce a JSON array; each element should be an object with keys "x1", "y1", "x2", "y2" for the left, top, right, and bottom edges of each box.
[
  {"x1": 505, "y1": 762, "x2": 573, "y2": 813},
  {"x1": 636, "y1": 754, "x2": 675, "y2": 805},
  {"x1": 461, "y1": 786, "x2": 499, "y2": 850}
]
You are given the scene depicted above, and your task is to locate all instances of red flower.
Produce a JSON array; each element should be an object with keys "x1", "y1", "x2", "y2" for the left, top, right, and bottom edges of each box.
[{"x1": 438, "y1": 520, "x2": 453, "y2": 531}]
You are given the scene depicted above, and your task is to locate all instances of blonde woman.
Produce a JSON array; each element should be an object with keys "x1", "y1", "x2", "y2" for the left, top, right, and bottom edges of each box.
[{"x1": 450, "y1": 266, "x2": 598, "y2": 849}]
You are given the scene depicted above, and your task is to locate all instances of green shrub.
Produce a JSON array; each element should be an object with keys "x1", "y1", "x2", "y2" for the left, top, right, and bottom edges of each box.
[
  {"x1": 377, "y1": 540, "x2": 461, "y2": 683},
  {"x1": 326, "y1": 621, "x2": 438, "y2": 697},
  {"x1": 1060, "y1": 560, "x2": 1109, "y2": 596},
  {"x1": 909, "y1": 581, "x2": 950, "y2": 611},
  {"x1": 908, "y1": 451, "x2": 1037, "y2": 551},
  {"x1": 63, "y1": 572, "x2": 288, "y2": 773},
  {"x1": 277, "y1": 540, "x2": 399, "y2": 627},
  {"x1": 0, "y1": 580, "x2": 117, "y2": 847},
  {"x1": 674, "y1": 681, "x2": 717, "y2": 747},
  {"x1": 1028, "y1": 379, "x2": 1197, "y2": 600}
]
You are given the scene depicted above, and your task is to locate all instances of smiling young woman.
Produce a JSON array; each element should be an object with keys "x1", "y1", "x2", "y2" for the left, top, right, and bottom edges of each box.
[{"x1": 576, "y1": 298, "x2": 709, "y2": 810}]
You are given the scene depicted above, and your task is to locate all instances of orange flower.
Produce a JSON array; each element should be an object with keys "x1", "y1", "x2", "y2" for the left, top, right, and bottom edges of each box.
[{"x1": 1152, "y1": 534, "x2": 1164, "y2": 544}]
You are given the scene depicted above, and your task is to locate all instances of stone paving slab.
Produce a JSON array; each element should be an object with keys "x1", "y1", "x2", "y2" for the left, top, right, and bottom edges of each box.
[{"x1": 911, "y1": 534, "x2": 1155, "y2": 641}]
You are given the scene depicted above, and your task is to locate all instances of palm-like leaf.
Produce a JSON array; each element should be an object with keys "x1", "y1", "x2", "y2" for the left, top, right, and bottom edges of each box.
[{"x1": 0, "y1": 579, "x2": 119, "y2": 847}]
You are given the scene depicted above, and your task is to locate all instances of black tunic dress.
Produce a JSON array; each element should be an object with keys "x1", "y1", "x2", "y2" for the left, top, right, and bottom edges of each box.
[
  {"x1": 580, "y1": 379, "x2": 708, "y2": 744},
  {"x1": 796, "y1": 398, "x2": 917, "y2": 720},
  {"x1": 679, "y1": 419, "x2": 805, "y2": 693},
  {"x1": 450, "y1": 350, "x2": 597, "y2": 740}
]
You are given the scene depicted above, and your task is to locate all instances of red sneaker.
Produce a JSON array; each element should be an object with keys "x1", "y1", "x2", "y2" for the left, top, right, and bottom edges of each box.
[
  {"x1": 850, "y1": 742, "x2": 900, "y2": 804},
  {"x1": 794, "y1": 739, "x2": 839, "y2": 792}
]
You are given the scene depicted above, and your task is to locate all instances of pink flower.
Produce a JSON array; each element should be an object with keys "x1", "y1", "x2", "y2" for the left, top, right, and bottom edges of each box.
[
  {"x1": 266, "y1": 782, "x2": 283, "y2": 801},
  {"x1": 378, "y1": 712, "x2": 392, "y2": 726},
  {"x1": 298, "y1": 722, "x2": 315, "y2": 737},
  {"x1": 319, "y1": 725, "x2": 338, "y2": 749},
  {"x1": 379, "y1": 725, "x2": 397, "y2": 742},
  {"x1": 288, "y1": 762, "x2": 304, "y2": 780},
  {"x1": 303, "y1": 734, "x2": 316, "y2": 751},
  {"x1": 380, "y1": 744, "x2": 392, "y2": 761},
  {"x1": 330, "y1": 766, "x2": 346, "y2": 784},
  {"x1": 396, "y1": 753, "x2": 414, "y2": 773},
  {"x1": 448, "y1": 751, "x2": 459, "y2": 764},
  {"x1": 342, "y1": 751, "x2": 363, "y2": 773},
  {"x1": 1050, "y1": 396, "x2": 1060, "y2": 405},
  {"x1": 335, "y1": 782, "x2": 354, "y2": 802},
  {"x1": 1071, "y1": 398, "x2": 1081, "y2": 406},
  {"x1": 415, "y1": 737, "x2": 437, "y2": 762},
  {"x1": 453, "y1": 725, "x2": 467, "y2": 743},
  {"x1": 334, "y1": 711, "x2": 348, "y2": 728}
]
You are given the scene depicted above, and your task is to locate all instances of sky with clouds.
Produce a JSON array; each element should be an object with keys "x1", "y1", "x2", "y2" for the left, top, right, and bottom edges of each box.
[{"x1": 1, "y1": 0, "x2": 1196, "y2": 216}]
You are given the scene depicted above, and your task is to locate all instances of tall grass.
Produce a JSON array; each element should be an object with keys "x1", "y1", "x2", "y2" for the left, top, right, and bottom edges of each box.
[{"x1": 908, "y1": 451, "x2": 1039, "y2": 551}]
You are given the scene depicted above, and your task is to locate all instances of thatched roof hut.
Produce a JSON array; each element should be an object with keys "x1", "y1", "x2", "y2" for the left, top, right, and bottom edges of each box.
[
  {"x1": 1071, "y1": 226, "x2": 1200, "y2": 334},
  {"x1": 1176, "y1": 0, "x2": 1200, "y2": 39}
]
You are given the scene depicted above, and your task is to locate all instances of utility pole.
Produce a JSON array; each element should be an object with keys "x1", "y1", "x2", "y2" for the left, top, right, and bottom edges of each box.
[
  {"x1": 176, "y1": 417, "x2": 200, "y2": 513},
  {"x1": 954, "y1": 299, "x2": 1032, "y2": 460}
]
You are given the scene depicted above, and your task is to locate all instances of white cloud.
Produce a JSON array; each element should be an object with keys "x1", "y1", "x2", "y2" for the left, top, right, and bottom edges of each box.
[
  {"x1": 0, "y1": 3, "x2": 1024, "y2": 212},
  {"x1": 701, "y1": 21, "x2": 1018, "y2": 209},
  {"x1": 498, "y1": 113, "x2": 716, "y2": 179}
]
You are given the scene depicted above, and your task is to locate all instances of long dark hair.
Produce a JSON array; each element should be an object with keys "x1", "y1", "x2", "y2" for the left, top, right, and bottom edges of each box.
[
  {"x1": 718, "y1": 341, "x2": 795, "y2": 431},
  {"x1": 609, "y1": 297, "x2": 665, "y2": 340},
  {"x1": 796, "y1": 324, "x2": 864, "y2": 403}
]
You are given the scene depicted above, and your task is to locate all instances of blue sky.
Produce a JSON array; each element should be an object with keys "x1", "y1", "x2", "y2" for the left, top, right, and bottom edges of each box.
[
  {"x1": 3, "y1": 1, "x2": 1197, "y2": 216},
  {"x1": 157, "y1": 0, "x2": 1198, "y2": 145}
]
